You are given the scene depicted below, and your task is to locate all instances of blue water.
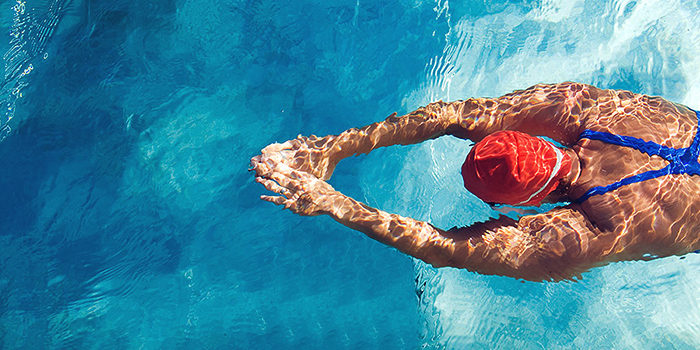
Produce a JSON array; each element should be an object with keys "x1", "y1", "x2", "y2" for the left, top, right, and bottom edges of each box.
[{"x1": 0, "y1": 0, "x2": 698, "y2": 348}]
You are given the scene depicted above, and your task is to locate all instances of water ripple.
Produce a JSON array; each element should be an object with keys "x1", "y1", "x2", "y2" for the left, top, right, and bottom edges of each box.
[
  {"x1": 401, "y1": 0, "x2": 700, "y2": 348},
  {"x1": 0, "y1": 0, "x2": 67, "y2": 142}
]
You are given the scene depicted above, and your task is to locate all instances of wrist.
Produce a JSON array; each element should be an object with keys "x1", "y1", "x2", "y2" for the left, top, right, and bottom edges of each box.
[
  {"x1": 326, "y1": 132, "x2": 360, "y2": 162},
  {"x1": 324, "y1": 191, "x2": 360, "y2": 221}
]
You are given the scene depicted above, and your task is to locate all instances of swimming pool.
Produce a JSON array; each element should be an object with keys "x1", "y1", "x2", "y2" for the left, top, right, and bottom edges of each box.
[{"x1": 0, "y1": 0, "x2": 698, "y2": 348}]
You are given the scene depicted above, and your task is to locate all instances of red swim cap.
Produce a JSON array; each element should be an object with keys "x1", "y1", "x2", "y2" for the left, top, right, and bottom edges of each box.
[{"x1": 461, "y1": 131, "x2": 572, "y2": 206}]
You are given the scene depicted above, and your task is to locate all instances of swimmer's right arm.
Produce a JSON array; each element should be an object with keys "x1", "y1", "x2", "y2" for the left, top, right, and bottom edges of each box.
[
  {"x1": 253, "y1": 82, "x2": 603, "y2": 180},
  {"x1": 255, "y1": 164, "x2": 617, "y2": 282}
]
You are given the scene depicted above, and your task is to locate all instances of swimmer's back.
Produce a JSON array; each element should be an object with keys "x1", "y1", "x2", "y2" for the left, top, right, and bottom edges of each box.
[{"x1": 570, "y1": 91, "x2": 700, "y2": 258}]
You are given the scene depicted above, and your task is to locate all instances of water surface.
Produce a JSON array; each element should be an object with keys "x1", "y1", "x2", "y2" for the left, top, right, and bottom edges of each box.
[{"x1": 0, "y1": 0, "x2": 698, "y2": 348}]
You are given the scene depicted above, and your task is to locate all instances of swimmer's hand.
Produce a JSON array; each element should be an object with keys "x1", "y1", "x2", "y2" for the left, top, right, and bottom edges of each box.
[
  {"x1": 255, "y1": 164, "x2": 339, "y2": 216},
  {"x1": 250, "y1": 135, "x2": 339, "y2": 181}
]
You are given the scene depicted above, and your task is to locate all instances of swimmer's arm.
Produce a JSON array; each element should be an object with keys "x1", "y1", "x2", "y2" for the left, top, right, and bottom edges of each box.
[
  {"x1": 251, "y1": 102, "x2": 461, "y2": 180},
  {"x1": 332, "y1": 200, "x2": 614, "y2": 282},
  {"x1": 252, "y1": 82, "x2": 601, "y2": 180},
  {"x1": 327, "y1": 101, "x2": 462, "y2": 160},
  {"x1": 450, "y1": 82, "x2": 604, "y2": 145},
  {"x1": 436, "y1": 208, "x2": 617, "y2": 281},
  {"x1": 324, "y1": 82, "x2": 601, "y2": 164},
  {"x1": 257, "y1": 166, "x2": 615, "y2": 281}
]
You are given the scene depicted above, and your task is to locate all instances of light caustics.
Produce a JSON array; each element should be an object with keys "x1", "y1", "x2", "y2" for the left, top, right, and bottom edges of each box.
[
  {"x1": 0, "y1": 0, "x2": 66, "y2": 142},
  {"x1": 387, "y1": 0, "x2": 700, "y2": 348}
]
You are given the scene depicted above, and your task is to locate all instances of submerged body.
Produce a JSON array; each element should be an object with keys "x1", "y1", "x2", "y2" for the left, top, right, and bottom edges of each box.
[{"x1": 251, "y1": 82, "x2": 700, "y2": 281}]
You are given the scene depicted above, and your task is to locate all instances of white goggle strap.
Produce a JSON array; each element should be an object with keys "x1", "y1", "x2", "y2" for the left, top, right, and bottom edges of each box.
[{"x1": 515, "y1": 143, "x2": 564, "y2": 206}]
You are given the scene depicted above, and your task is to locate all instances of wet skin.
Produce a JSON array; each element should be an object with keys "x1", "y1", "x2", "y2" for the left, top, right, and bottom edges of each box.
[{"x1": 250, "y1": 82, "x2": 700, "y2": 282}]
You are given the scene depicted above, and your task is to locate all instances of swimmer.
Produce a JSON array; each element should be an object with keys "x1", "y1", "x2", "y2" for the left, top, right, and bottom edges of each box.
[{"x1": 250, "y1": 82, "x2": 700, "y2": 281}]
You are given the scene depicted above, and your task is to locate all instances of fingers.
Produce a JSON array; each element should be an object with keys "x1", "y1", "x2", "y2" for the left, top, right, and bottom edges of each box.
[
  {"x1": 253, "y1": 135, "x2": 330, "y2": 180},
  {"x1": 284, "y1": 168, "x2": 321, "y2": 186},
  {"x1": 260, "y1": 195, "x2": 287, "y2": 206},
  {"x1": 260, "y1": 194, "x2": 301, "y2": 213},
  {"x1": 248, "y1": 155, "x2": 261, "y2": 171},
  {"x1": 250, "y1": 152, "x2": 287, "y2": 178},
  {"x1": 253, "y1": 140, "x2": 333, "y2": 214},
  {"x1": 261, "y1": 142, "x2": 285, "y2": 153},
  {"x1": 257, "y1": 169, "x2": 330, "y2": 217},
  {"x1": 263, "y1": 138, "x2": 301, "y2": 154},
  {"x1": 266, "y1": 163, "x2": 300, "y2": 183},
  {"x1": 255, "y1": 166, "x2": 311, "y2": 204},
  {"x1": 255, "y1": 177, "x2": 290, "y2": 197},
  {"x1": 249, "y1": 154, "x2": 270, "y2": 175}
]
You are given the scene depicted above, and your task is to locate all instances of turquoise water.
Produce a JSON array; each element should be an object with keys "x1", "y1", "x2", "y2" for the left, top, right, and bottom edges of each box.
[{"x1": 0, "y1": 0, "x2": 698, "y2": 348}]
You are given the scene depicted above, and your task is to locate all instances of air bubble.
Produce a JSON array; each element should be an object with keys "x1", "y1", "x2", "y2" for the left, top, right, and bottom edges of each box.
[{"x1": 13, "y1": 0, "x2": 25, "y2": 15}]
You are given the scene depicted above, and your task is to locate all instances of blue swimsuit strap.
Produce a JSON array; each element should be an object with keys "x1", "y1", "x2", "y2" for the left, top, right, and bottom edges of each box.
[{"x1": 574, "y1": 109, "x2": 700, "y2": 203}]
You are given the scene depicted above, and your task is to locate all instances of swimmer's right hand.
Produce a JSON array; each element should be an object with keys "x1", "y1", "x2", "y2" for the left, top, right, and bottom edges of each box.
[
  {"x1": 250, "y1": 135, "x2": 340, "y2": 180},
  {"x1": 255, "y1": 163, "x2": 340, "y2": 217}
]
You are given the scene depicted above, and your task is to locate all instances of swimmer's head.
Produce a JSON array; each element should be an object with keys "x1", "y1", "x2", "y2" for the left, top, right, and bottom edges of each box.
[{"x1": 461, "y1": 130, "x2": 572, "y2": 206}]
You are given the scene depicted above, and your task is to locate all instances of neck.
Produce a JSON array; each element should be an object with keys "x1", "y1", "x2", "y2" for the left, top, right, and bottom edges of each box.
[
  {"x1": 562, "y1": 148, "x2": 582, "y2": 187},
  {"x1": 540, "y1": 147, "x2": 581, "y2": 204}
]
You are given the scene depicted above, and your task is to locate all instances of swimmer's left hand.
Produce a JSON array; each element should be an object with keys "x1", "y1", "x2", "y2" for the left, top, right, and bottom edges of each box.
[
  {"x1": 250, "y1": 134, "x2": 339, "y2": 180},
  {"x1": 255, "y1": 164, "x2": 340, "y2": 216}
]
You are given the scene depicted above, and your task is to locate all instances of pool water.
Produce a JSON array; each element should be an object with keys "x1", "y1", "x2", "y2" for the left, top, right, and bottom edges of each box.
[{"x1": 0, "y1": 0, "x2": 698, "y2": 348}]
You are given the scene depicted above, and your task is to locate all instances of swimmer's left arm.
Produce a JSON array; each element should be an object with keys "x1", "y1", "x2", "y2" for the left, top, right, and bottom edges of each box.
[
  {"x1": 251, "y1": 101, "x2": 460, "y2": 180},
  {"x1": 440, "y1": 208, "x2": 617, "y2": 281},
  {"x1": 255, "y1": 165, "x2": 466, "y2": 268},
  {"x1": 251, "y1": 82, "x2": 600, "y2": 181},
  {"x1": 319, "y1": 82, "x2": 603, "y2": 161},
  {"x1": 256, "y1": 165, "x2": 615, "y2": 282}
]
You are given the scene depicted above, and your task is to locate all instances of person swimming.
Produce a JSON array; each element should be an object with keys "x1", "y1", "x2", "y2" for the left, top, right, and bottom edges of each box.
[{"x1": 250, "y1": 82, "x2": 700, "y2": 282}]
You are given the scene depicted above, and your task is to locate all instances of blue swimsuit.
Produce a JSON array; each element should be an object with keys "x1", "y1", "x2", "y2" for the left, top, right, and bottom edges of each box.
[{"x1": 573, "y1": 109, "x2": 700, "y2": 204}]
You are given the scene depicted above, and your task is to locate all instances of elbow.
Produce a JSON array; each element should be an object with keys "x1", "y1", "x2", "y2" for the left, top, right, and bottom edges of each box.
[
  {"x1": 415, "y1": 249, "x2": 454, "y2": 269},
  {"x1": 440, "y1": 251, "x2": 595, "y2": 282},
  {"x1": 410, "y1": 242, "x2": 463, "y2": 269},
  {"x1": 507, "y1": 256, "x2": 600, "y2": 282},
  {"x1": 425, "y1": 256, "x2": 454, "y2": 269}
]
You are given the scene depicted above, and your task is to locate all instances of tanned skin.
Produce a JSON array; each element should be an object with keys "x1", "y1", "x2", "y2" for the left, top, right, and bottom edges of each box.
[{"x1": 250, "y1": 82, "x2": 700, "y2": 282}]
